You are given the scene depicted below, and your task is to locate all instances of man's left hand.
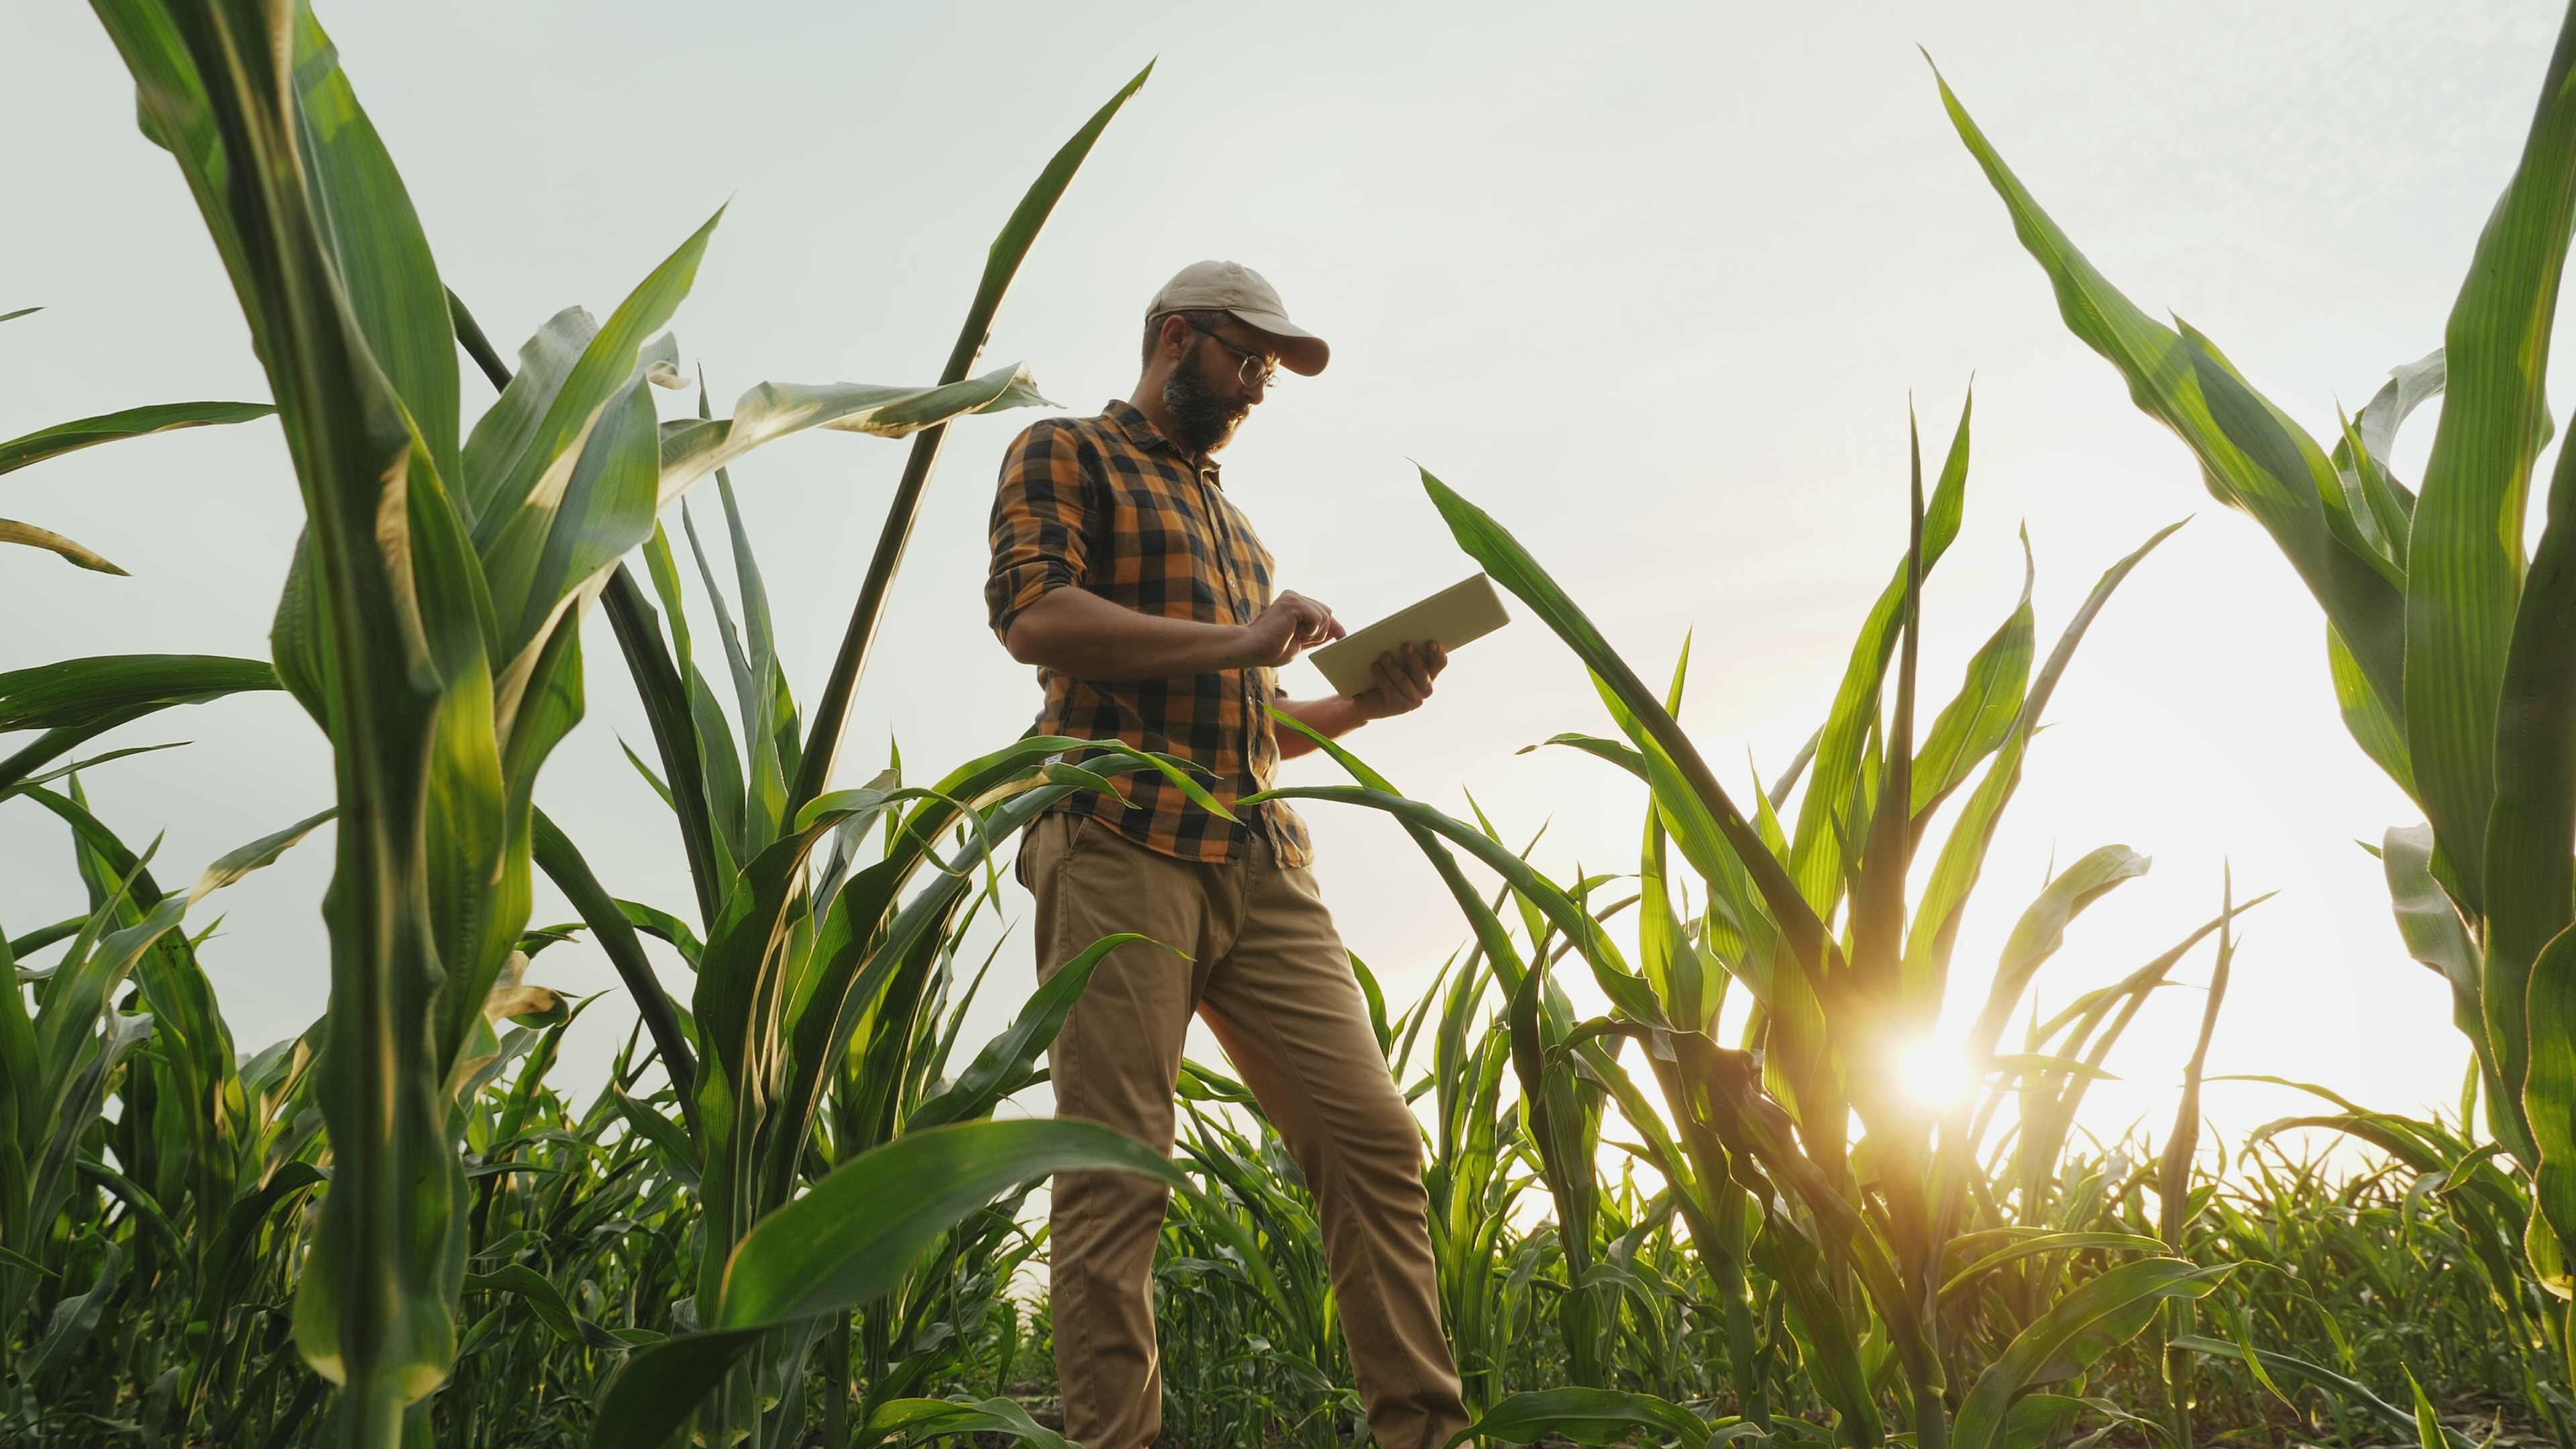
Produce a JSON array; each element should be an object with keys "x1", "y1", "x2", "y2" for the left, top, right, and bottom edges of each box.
[{"x1": 1352, "y1": 641, "x2": 1448, "y2": 720}]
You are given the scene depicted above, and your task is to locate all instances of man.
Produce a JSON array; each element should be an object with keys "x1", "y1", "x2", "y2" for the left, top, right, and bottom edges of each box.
[{"x1": 985, "y1": 260, "x2": 1467, "y2": 1449}]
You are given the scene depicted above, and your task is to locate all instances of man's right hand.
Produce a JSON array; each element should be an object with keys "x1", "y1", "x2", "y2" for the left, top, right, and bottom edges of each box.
[{"x1": 1237, "y1": 590, "x2": 1344, "y2": 668}]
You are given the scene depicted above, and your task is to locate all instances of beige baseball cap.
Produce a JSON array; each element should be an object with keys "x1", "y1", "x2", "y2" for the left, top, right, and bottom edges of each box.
[{"x1": 1145, "y1": 260, "x2": 1330, "y2": 376}]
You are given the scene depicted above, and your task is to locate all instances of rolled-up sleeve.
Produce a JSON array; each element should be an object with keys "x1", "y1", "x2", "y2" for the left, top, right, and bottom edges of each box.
[{"x1": 985, "y1": 419, "x2": 1093, "y2": 641}]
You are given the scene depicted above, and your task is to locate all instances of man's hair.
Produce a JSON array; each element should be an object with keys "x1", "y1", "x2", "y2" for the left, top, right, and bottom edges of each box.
[{"x1": 1140, "y1": 308, "x2": 1234, "y2": 369}]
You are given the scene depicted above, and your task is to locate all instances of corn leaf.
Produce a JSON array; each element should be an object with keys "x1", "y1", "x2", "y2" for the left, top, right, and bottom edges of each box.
[
  {"x1": 0, "y1": 518, "x2": 126, "y2": 574},
  {"x1": 2483, "y1": 418, "x2": 2576, "y2": 1152},
  {"x1": 0, "y1": 654, "x2": 278, "y2": 733},
  {"x1": 1953, "y1": 1259, "x2": 2230, "y2": 1449},
  {"x1": 2406, "y1": 5, "x2": 2576, "y2": 914},
  {"x1": 1443, "y1": 1387, "x2": 1728, "y2": 1449},
  {"x1": 908, "y1": 933, "x2": 1157, "y2": 1131},
  {"x1": 0, "y1": 400, "x2": 275, "y2": 476},
  {"x1": 1935, "y1": 62, "x2": 2409, "y2": 753}
]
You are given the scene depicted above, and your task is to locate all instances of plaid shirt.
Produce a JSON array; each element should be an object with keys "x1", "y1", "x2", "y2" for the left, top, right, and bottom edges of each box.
[{"x1": 985, "y1": 400, "x2": 1313, "y2": 867}]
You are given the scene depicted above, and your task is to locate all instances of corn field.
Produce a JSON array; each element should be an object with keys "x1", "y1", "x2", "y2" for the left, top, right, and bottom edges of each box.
[{"x1": 8, "y1": 2, "x2": 2576, "y2": 1448}]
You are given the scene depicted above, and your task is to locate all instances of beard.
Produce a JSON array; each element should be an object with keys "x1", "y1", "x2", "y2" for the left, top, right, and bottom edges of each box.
[{"x1": 1161, "y1": 343, "x2": 1248, "y2": 455}]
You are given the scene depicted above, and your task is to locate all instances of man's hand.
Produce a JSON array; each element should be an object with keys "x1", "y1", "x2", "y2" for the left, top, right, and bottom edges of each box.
[
  {"x1": 1274, "y1": 639, "x2": 1451, "y2": 758},
  {"x1": 1350, "y1": 641, "x2": 1448, "y2": 720},
  {"x1": 1238, "y1": 590, "x2": 1345, "y2": 668}
]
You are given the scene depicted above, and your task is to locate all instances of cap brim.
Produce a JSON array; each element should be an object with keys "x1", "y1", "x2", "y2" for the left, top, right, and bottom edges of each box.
[{"x1": 1227, "y1": 309, "x2": 1330, "y2": 376}]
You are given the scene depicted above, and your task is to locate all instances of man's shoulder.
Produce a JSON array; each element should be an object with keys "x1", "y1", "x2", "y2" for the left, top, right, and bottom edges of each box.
[{"x1": 1009, "y1": 407, "x2": 1124, "y2": 449}]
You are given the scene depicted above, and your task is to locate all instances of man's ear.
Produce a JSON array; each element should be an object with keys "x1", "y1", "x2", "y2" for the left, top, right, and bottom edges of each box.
[{"x1": 1158, "y1": 313, "x2": 1195, "y2": 362}]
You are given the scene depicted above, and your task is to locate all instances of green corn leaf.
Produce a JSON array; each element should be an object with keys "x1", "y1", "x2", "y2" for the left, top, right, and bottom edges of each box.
[
  {"x1": 2330, "y1": 623, "x2": 2416, "y2": 797},
  {"x1": 460, "y1": 306, "x2": 598, "y2": 530},
  {"x1": 74, "y1": 1160, "x2": 182, "y2": 1264},
  {"x1": 2383, "y1": 824, "x2": 2522, "y2": 1159},
  {"x1": 714, "y1": 1120, "x2": 1197, "y2": 1329},
  {"x1": 600, "y1": 561, "x2": 724, "y2": 926},
  {"x1": 288, "y1": 7, "x2": 459, "y2": 488},
  {"x1": 1912, "y1": 535, "x2": 2033, "y2": 817},
  {"x1": 1441, "y1": 1387, "x2": 1731, "y2": 1449},
  {"x1": 1937, "y1": 1231, "x2": 2170, "y2": 1305},
  {"x1": 2409, "y1": 1368, "x2": 2446, "y2": 1449},
  {"x1": 613, "y1": 1092, "x2": 701, "y2": 1189},
  {"x1": 462, "y1": 1265, "x2": 580, "y2": 1344},
  {"x1": 1418, "y1": 464, "x2": 1832, "y2": 979},
  {"x1": 25, "y1": 1242, "x2": 121, "y2": 1388},
  {"x1": 2169, "y1": 1336, "x2": 2475, "y2": 1449},
  {"x1": 2522, "y1": 924, "x2": 2576, "y2": 1268},
  {"x1": 2481, "y1": 407, "x2": 2576, "y2": 1166},
  {"x1": 471, "y1": 211, "x2": 720, "y2": 547},
  {"x1": 0, "y1": 654, "x2": 278, "y2": 733},
  {"x1": 1934, "y1": 62, "x2": 2408, "y2": 750},
  {"x1": 2407, "y1": 5, "x2": 2576, "y2": 916},
  {"x1": 2002, "y1": 1395, "x2": 2085, "y2": 1449},
  {"x1": 1953, "y1": 1259, "x2": 2231, "y2": 1449},
  {"x1": 866, "y1": 1396, "x2": 1075, "y2": 1449},
  {"x1": 909, "y1": 934, "x2": 1163, "y2": 1131},
  {"x1": 581, "y1": 1327, "x2": 767, "y2": 1449},
  {"x1": 616, "y1": 898, "x2": 704, "y2": 969},
  {"x1": 0, "y1": 400, "x2": 275, "y2": 476},
  {"x1": 186, "y1": 806, "x2": 335, "y2": 906},
  {"x1": 1963, "y1": 846, "x2": 2151, "y2": 1065},
  {"x1": 1789, "y1": 391, "x2": 1971, "y2": 911}
]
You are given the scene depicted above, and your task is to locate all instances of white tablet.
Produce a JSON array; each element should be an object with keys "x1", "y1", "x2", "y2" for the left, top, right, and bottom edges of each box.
[{"x1": 1305, "y1": 574, "x2": 1511, "y2": 698}]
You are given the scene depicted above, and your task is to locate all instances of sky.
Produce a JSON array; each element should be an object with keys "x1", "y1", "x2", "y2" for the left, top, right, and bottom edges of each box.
[{"x1": 6, "y1": 1, "x2": 2565, "y2": 1163}]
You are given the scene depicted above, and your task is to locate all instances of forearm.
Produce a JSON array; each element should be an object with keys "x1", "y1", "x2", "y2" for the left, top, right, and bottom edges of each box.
[
  {"x1": 1274, "y1": 694, "x2": 1370, "y2": 759},
  {"x1": 1005, "y1": 585, "x2": 1253, "y2": 680}
]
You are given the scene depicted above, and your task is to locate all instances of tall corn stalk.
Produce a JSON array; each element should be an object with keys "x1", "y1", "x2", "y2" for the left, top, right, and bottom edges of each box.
[
  {"x1": 78, "y1": 3, "x2": 1132, "y2": 1441},
  {"x1": 1933, "y1": 0, "x2": 2576, "y2": 1340}
]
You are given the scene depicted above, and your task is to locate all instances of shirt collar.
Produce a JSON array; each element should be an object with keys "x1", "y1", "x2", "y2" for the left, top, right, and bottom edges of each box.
[{"x1": 1104, "y1": 399, "x2": 1221, "y2": 482}]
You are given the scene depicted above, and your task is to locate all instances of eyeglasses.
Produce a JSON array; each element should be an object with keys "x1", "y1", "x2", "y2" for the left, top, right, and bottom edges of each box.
[{"x1": 1185, "y1": 319, "x2": 1279, "y2": 388}]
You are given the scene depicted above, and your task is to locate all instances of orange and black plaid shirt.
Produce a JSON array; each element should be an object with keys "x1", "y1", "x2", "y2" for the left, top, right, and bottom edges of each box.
[{"x1": 985, "y1": 400, "x2": 1313, "y2": 867}]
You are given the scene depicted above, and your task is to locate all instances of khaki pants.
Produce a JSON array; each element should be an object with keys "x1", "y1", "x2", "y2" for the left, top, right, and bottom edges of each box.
[{"x1": 1021, "y1": 812, "x2": 1467, "y2": 1449}]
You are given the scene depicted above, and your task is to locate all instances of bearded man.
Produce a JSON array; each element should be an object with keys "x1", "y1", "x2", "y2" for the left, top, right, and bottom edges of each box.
[{"x1": 985, "y1": 260, "x2": 1468, "y2": 1449}]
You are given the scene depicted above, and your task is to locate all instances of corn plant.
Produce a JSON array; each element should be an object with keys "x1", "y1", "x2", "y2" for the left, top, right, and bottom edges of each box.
[
  {"x1": 1934, "y1": 0, "x2": 2576, "y2": 1326},
  {"x1": 0, "y1": 760, "x2": 343, "y2": 1442},
  {"x1": 68, "y1": 4, "x2": 1183, "y2": 1444},
  {"x1": 1246, "y1": 409, "x2": 2264, "y2": 1449}
]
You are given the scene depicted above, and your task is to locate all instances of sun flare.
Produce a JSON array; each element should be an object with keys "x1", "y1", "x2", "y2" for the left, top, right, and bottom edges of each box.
[{"x1": 1897, "y1": 1040, "x2": 1972, "y2": 1107}]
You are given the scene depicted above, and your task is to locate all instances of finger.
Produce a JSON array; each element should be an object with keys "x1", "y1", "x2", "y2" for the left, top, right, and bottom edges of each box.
[
  {"x1": 1376, "y1": 655, "x2": 1424, "y2": 708},
  {"x1": 1385, "y1": 645, "x2": 1419, "y2": 696},
  {"x1": 1424, "y1": 641, "x2": 1450, "y2": 675},
  {"x1": 1401, "y1": 643, "x2": 1436, "y2": 690}
]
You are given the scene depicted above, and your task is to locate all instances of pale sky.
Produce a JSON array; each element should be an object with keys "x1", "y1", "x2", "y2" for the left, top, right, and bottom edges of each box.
[{"x1": 7, "y1": 1, "x2": 2563, "y2": 1157}]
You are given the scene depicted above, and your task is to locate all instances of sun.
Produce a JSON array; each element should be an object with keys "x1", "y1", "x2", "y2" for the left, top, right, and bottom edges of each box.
[{"x1": 1897, "y1": 1040, "x2": 1972, "y2": 1107}]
